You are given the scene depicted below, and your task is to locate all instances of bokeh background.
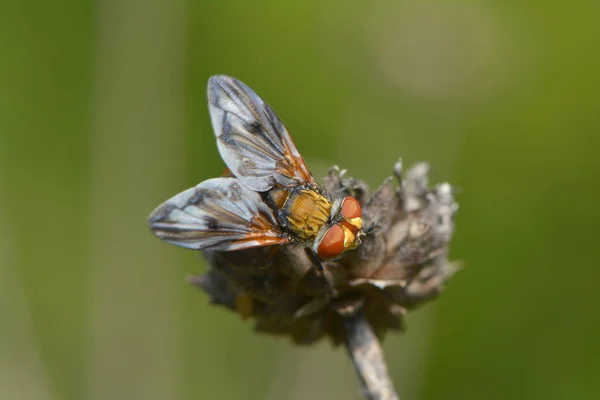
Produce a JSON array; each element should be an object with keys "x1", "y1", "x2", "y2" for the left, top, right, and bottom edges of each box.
[{"x1": 2, "y1": 0, "x2": 599, "y2": 399}]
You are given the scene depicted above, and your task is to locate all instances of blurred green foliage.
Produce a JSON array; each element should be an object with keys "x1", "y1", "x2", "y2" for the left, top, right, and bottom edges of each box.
[{"x1": 1, "y1": 0, "x2": 599, "y2": 399}]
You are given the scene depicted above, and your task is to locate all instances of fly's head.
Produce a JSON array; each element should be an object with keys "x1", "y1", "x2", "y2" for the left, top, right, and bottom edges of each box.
[{"x1": 312, "y1": 196, "x2": 363, "y2": 260}]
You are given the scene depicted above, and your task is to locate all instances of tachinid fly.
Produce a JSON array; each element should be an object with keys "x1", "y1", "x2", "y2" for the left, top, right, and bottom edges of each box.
[{"x1": 148, "y1": 75, "x2": 363, "y2": 265}]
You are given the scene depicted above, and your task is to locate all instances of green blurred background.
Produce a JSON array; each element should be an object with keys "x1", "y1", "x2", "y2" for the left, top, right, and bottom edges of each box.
[{"x1": 2, "y1": 0, "x2": 599, "y2": 399}]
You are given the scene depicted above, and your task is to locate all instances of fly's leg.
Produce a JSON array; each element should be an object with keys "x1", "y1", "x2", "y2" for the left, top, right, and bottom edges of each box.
[
  {"x1": 304, "y1": 247, "x2": 324, "y2": 272},
  {"x1": 256, "y1": 245, "x2": 280, "y2": 269},
  {"x1": 304, "y1": 248, "x2": 337, "y2": 297}
]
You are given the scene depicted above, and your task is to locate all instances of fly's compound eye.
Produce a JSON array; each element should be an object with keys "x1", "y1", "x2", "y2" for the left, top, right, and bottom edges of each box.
[
  {"x1": 316, "y1": 224, "x2": 345, "y2": 259},
  {"x1": 340, "y1": 196, "x2": 363, "y2": 234},
  {"x1": 341, "y1": 196, "x2": 362, "y2": 219}
]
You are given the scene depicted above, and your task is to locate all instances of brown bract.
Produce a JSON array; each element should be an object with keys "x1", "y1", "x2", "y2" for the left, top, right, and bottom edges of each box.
[{"x1": 188, "y1": 161, "x2": 460, "y2": 345}]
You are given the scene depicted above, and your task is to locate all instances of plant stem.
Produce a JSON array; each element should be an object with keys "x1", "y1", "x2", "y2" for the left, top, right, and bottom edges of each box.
[{"x1": 344, "y1": 312, "x2": 399, "y2": 400}]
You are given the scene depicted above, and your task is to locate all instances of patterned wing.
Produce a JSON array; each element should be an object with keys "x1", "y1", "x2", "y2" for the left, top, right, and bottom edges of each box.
[
  {"x1": 208, "y1": 75, "x2": 315, "y2": 192},
  {"x1": 148, "y1": 177, "x2": 289, "y2": 251}
]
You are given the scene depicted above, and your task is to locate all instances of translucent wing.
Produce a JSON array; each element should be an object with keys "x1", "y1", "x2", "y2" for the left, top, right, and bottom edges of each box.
[
  {"x1": 148, "y1": 177, "x2": 289, "y2": 251},
  {"x1": 208, "y1": 75, "x2": 315, "y2": 192}
]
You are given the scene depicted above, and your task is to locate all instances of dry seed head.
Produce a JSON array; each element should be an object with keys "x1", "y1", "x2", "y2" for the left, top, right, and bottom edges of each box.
[{"x1": 189, "y1": 162, "x2": 459, "y2": 345}]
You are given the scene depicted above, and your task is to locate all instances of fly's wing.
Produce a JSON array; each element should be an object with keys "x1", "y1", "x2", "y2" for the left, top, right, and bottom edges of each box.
[
  {"x1": 148, "y1": 177, "x2": 289, "y2": 251},
  {"x1": 208, "y1": 75, "x2": 315, "y2": 192}
]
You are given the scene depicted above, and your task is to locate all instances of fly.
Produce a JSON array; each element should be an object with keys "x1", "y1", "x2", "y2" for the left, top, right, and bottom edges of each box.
[{"x1": 148, "y1": 75, "x2": 364, "y2": 269}]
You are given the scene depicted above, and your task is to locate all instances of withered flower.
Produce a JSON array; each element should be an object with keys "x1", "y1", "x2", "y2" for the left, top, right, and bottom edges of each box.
[
  {"x1": 150, "y1": 75, "x2": 459, "y2": 399},
  {"x1": 188, "y1": 160, "x2": 459, "y2": 346}
]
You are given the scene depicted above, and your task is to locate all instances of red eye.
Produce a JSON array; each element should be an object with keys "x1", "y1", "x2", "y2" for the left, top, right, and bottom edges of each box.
[
  {"x1": 317, "y1": 225, "x2": 345, "y2": 259},
  {"x1": 341, "y1": 196, "x2": 362, "y2": 219}
]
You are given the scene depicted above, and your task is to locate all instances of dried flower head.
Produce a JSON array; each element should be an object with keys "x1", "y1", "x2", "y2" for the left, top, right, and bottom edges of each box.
[{"x1": 188, "y1": 160, "x2": 459, "y2": 345}]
